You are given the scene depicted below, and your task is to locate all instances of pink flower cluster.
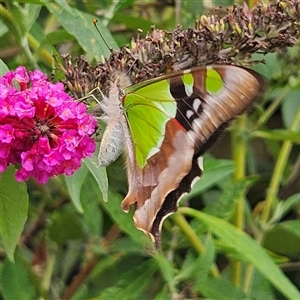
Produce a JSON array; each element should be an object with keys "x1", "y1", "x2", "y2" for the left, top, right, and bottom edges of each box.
[{"x1": 0, "y1": 66, "x2": 97, "y2": 184}]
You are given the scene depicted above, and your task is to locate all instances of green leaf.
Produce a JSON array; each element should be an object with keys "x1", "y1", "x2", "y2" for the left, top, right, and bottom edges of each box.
[
  {"x1": 113, "y1": 12, "x2": 156, "y2": 32},
  {"x1": 83, "y1": 155, "x2": 108, "y2": 202},
  {"x1": 180, "y1": 208, "x2": 300, "y2": 300},
  {"x1": 153, "y1": 289, "x2": 171, "y2": 300},
  {"x1": 0, "y1": 18, "x2": 9, "y2": 38},
  {"x1": 252, "y1": 52, "x2": 282, "y2": 80},
  {"x1": 282, "y1": 90, "x2": 300, "y2": 131},
  {"x1": 182, "y1": 1, "x2": 205, "y2": 21},
  {"x1": 48, "y1": 206, "x2": 85, "y2": 245},
  {"x1": 54, "y1": 240, "x2": 85, "y2": 284},
  {"x1": 44, "y1": 1, "x2": 118, "y2": 60},
  {"x1": 25, "y1": 3, "x2": 42, "y2": 32},
  {"x1": 0, "y1": 166, "x2": 28, "y2": 261},
  {"x1": 0, "y1": 59, "x2": 9, "y2": 76},
  {"x1": 280, "y1": 220, "x2": 300, "y2": 238},
  {"x1": 109, "y1": 237, "x2": 146, "y2": 254},
  {"x1": 154, "y1": 253, "x2": 176, "y2": 290},
  {"x1": 99, "y1": 189, "x2": 148, "y2": 247},
  {"x1": 64, "y1": 163, "x2": 89, "y2": 213},
  {"x1": 281, "y1": 193, "x2": 300, "y2": 215},
  {"x1": 43, "y1": 29, "x2": 76, "y2": 46},
  {"x1": 176, "y1": 235, "x2": 215, "y2": 283},
  {"x1": 204, "y1": 177, "x2": 256, "y2": 219},
  {"x1": 86, "y1": 176, "x2": 147, "y2": 246},
  {"x1": 2, "y1": 256, "x2": 36, "y2": 300},
  {"x1": 264, "y1": 220, "x2": 300, "y2": 258},
  {"x1": 80, "y1": 175, "x2": 103, "y2": 237},
  {"x1": 186, "y1": 157, "x2": 234, "y2": 198},
  {"x1": 270, "y1": 193, "x2": 300, "y2": 223},
  {"x1": 250, "y1": 269, "x2": 276, "y2": 300},
  {"x1": 193, "y1": 235, "x2": 215, "y2": 282},
  {"x1": 197, "y1": 276, "x2": 248, "y2": 300},
  {"x1": 98, "y1": 259, "x2": 158, "y2": 299},
  {"x1": 5, "y1": 2, "x2": 28, "y2": 36}
]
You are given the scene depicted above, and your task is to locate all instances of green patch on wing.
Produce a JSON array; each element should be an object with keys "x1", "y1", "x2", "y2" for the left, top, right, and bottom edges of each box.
[
  {"x1": 181, "y1": 72, "x2": 194, "y2": 96},
  {"x1": 205, "y1": 69, "x2": 223, "y2": 94},
  {"x1": 124, "y1": 79, "x2": 177, "y2": 167}
]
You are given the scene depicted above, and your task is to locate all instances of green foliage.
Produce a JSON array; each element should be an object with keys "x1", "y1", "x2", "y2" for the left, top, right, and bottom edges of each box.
[
  {"x1": 2, "y1": 254, "x2": 38, "y2": 300},
  {"x1": 0, "y1": 166, "x2": 28, "y2": 261},
  {"x1": 0, "y1": 1, "x2": 300, "y2": 299}
]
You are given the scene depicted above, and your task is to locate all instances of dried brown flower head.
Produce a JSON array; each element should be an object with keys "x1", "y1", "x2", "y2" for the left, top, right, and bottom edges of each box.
[{"x1": 57, "y1": 0, "x2": 300, "y2": 99}]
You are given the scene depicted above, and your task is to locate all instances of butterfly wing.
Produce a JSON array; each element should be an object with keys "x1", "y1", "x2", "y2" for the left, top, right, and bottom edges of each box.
[{"x1": 121, "y1": 65, "x2": 263, "y2": 248}]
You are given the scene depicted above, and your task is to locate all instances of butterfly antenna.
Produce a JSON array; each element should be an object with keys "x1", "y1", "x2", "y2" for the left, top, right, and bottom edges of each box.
[{"x1": 93, "y1": 19, "x2": 113, "y2": 53}]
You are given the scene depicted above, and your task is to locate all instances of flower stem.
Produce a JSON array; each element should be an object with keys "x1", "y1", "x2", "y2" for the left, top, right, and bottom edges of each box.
[
  {"x1": 261, "y1": 105, "x2": 300, "y2": 224},
  {"x1": 230, "y1": 115, "x2": 248, "y2": 286},
  {"x1": 243, "y1": 98, "x2": 300, "y2": 293},
  {"x1": 172, "y1": 212, "x2": 220, "y2": 277},
  {"x1": 255, "y1": 87, "x2": 289, "y2": 129}
]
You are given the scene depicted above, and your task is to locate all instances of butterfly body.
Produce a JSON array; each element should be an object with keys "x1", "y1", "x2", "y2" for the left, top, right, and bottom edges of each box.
[
  {"x1": 98, "y1": 118, "x2": 124, "y2": 166},
  {"x1": 98, "y1": 74, "x2": 131, "y2": 166},
  {"x1": 98, "y1": 65, "x2": 263, "y2": 248}
]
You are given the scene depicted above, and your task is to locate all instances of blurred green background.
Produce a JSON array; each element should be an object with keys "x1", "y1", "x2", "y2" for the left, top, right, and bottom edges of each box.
[{"x1": 0, "y1": 1, "x2": 299, "y2": 299}]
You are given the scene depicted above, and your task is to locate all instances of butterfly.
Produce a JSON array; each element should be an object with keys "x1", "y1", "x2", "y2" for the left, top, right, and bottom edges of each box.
[{"x1": 98, "y1": 65, "x2": 263, "y2": 249}]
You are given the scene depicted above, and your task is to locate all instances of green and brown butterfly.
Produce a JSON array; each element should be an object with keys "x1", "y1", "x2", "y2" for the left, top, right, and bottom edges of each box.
[{"x1": 98, "y1": 65, "x2": 263, "y2": 249}]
